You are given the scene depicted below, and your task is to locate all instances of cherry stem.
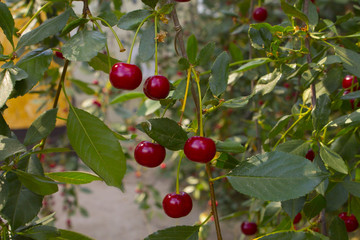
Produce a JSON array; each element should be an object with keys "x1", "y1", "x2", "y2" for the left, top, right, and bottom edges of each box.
[
  {"x1": 17, "y1": 1, "x2": 52, "y2": 36},
  {"x1": 154, "y1": 14, "x2": 159, "y2": 75},
  {"x1": 176, "y1": 153, "x2": 184, "y2": 194},
  {"x1": 192, "y1": 68, "x2": 203, "y2": 137},
  {"x1": 91, "y1": 17, "x2": 125, "y2": 52},
  {"x1": 179, "y1": 68, "x2": 192, "y2": 124},
  {"x1": 127, "y1": 14, "x2": 155, "y2": 64},
  {"x1": 210, "y1": 175, "x2": 227, "y2": 182},
  {"x1": 198, "y1": 212, "x2": 213, "y2": 227}
]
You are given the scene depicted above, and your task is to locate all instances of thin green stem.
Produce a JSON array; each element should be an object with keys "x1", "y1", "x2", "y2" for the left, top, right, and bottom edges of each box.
[
  {"x1": 176, "y1": 154, "x2": 184, "y2": 194},
  {"x1": 179, "y1": 68, "x2": 191, "y2": 124},
  {"x1": 192, "y1": 68, "x2": 203, "y2": 136},
  {"x1": 17, "y1": 1, "x2": 52, "y2": 35},
  {"x1": 210, "y1": 175, "x2": 227, "y2": 182},
  {"x1": 273, "y1": 108, "x2": 312, "y2": 150},
  {"x1": 91, "y1": 17, "x2": 125, "y2": 52},
  {"x1": 198, "y1": 212, "x2": 213, "y2": 227},
  {"x1": 127, "y1": 14, "x2": 155, "y2": 64},
  {"x1": 154, "y1": 14, "x2": 159, "y2": 75}
]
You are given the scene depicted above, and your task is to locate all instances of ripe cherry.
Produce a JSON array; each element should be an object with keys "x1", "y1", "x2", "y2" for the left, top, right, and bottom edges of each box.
[
  {"x1": 143, "y1": 75, "x2": 170, "y2": 100},
  {"x1": 241, "y1": 221, "x2": 258, "y2": 235},
  {"x1": 342, "y1": 75, "x2": 358, "y2": 91},
  {"x1": 293, "y1": 212, "x2": 302, "y2": 224},
  {"x1": 184, "y1": 136, "x2": 216, "y2": 163},
  {"x1": 162, "y1": 192, "x2": 193, "y2": 218},
  {"x1": 134, "y1": 141, "x2": 166, "y2": 168},
  {"x1": 92, "y1": 99, "x2": 101, "y2": 108},
  {"x1": 252, "y1": 7, "x2": 268, "y2": 22},
  {"x1": 305, "y1": 149, "x2": 315, "y2": 162},
  {"x1": 54, "y1": 50, "x2": 64, "y2": 59},
  {"x1": 339, "y1": 212, "x2": 359, "y2": 232},
  {"x1": 109, "y1": 63, "x2": 142, "y2": 90}
]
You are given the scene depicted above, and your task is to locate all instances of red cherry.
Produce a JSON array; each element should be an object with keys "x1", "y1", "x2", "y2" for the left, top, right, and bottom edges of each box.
[
  {"x1": 241, "y1": 221, "x2": 258, "y2": 235},
  {"x1": 143, "y1": 75, "x2": 170, "y2": 100},
  {"x1": 310, "y1": 0, "x2": 315, "y2": 3},
  {"x1": 252, "y1": 7, "x2": 268, "y2": 22},
  {"x1": 55, "y1": 50, "x2": 64, "y2": 59},
  {"x1": 306, "y1": 149, "x2": 315, "y2": 162},
  {"x1": 175, "y1": 0, "x2": 191, "y2": 2},
  {"x1": 109, "y1": 63, "x2": 142, "y2": 90},
  {"x1": 293, "y1": 212, "x2": 302, "y2": 224},
  {"x1": 283, "y1": 82, "x2": 291, "y2": 88},
  {"x1": 92, "y1": 80, "x2": 99, "y2": 85},
  {"x1": 339, "y1": 212, "x2": 359, "y2": 232},
  {"x1": 49, "y1": 163, "x2": 56, "y2": 168},
  {"x1": 342, "y1": 75, "x2": 358, "y2": 91},
  {"x1": 160, "y1": 163, "x2": 167, "y2": 169},
  {"x1": 162, "y1": 192, "x2": 193, "y2": 218},
  {"x1": 184, "y1": 136, "x2": 216, "y2": 163},
  {"x1": 134, "y1": 141, "x2": 166, "y2": 168},
  {"x1": 92, "y1": 99, "x2": 101, "y2": 108}
]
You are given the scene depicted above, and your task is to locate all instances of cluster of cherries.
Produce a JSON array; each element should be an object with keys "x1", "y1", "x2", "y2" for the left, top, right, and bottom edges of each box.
[{"x1": 109, "y1": 61, "x2": 217, "y2": 218}]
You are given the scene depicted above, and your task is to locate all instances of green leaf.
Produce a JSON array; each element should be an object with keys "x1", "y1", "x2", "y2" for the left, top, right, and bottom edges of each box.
[
  {"x1": 139, "y1": 118, "x2": 188, "y2": 151},
  {"x1": 158, "y1": 4, "x2": 174, "y2": 14},
  {"x1": 88, "y1": 52, "x2": 120, "y2": 74},
  {"x1": 276, "y1": 140, "x2": 311, "y2": 157},
  {"x1": 307, "y1": 1, "x2": 319, "y2": 31},
  {"x1": 61, "y1": 18, "x2": 89, "y2": 36},
  {"x1": 16, "y1": 9, "x2": 72, "y2": 50},
  {"x1": 14, "y1": 48, "x2": 53, "y2": 97},
  {"x1": 141, "y1": 0, "x2": 159, "y2": 9},
  {"x1": 110, "y1": 92, "x2": 145, "y2": 104},
  {"x1": 0, "y1": 70, "x2": 15, "y2": 109},
  {"x1": 255, "y1": 70, "x2": 282, "y2": 95},
  {"x1": 258, "y1": 231, "x2": 329, "y2": 240},
  {"x1": 312, "y1": 94, "x2": 331, "y2": 131},
  {"x1": 341, "y1": 181, "x2": 360, "y2": 198},
  {"x1": 248, "y1": 27, "x2": 272, "y2": 50},
  {"x1": 70, "y1": 79, "x2": 96, "y2": 95},
  {"x1": 325, "y1": 183, "x2": 348, "y2": 211},
  {"x1": 49, "y1": 229, "x2": 95, "y2": 240},
  {"x1": 0, "y1": 2, "x2": 15, "y2": 46},
  {"x1": 303, "y1": 194, "x2": 326, "y2": 219},
  {"x1": 341, "y1": 90, "x2": 360, "y2": 100},
  {"x1": 235, "y1": 58, "x2": 271, "y2": 72},
  {"x1": 1, "y1": 157, "x2": 43, "y2": 230},
  {"x1": 329, "y1": 217, "x2": 348, "y2": 240},
  {"x1": 269, "y1": 115, "x2": 291, "y2": 139},
  {"x1": 229, "y1": 42, "x2": 243, "y2": 61},
  {"x1": 67, "y1": 107, "x2": 126, "y2": 189},
  {"x1": 215, "y1": 153, "x2": 239, "y2": 170},
  {"x1": 223, "y1": 94, "x2": 253, "y2": 108},
  {"x1": 319, "y1": 143, "x2": 348, "y2": 174},
  {"x1": 215, "y1": 139, "x2": 245, "y2": 153},
  {"x1": 137, "y1": 99, "x2": 161, "y2": 116},
  {"x1": 227, "y1": 151, "x2": 328, "y2": 201},
  {"x1": 139, "y1": 22, "x2": 155, "y2": 62},
  {"x1": 178, "y1": 57, "x2": 190, "y2": 71},
  {"x1": 209, "y1": 52, "x2": 230, "y2": 96},
  {"x1": 46, "y1": 171, "x2": 102, "y2": 185},
  {"x1": 0, "y1": 114, "x2": 10, "y2": 137},
  {"x1": 62, "y1": 31, "x2": 106, "y2": 62},
  {"x1": 327, "y1": 109, "x2": 360, "y2": 128},
  {"x1": 351, "y1": 197, "x2": 360, "y2": 222},
  {"x1": 14, "y1": 170, "x2": 58, "y2": 196},
  {"x1": 24, "y1": 108, "x2": 58, "y2": 146},
  {"x1": 117, "y1": 10, "x2": 152, "y2": 30},
  {"x1": 281, "y1": 197, "x2": 306, "y2": 219},
  {"x1": 334, "y1": 45, "x2": 360, "y2": 77},
  {"x1": 144, "y1": 225, "x2": 200, "y2": 240},
  {"x1": 0, "y1": 177, "x2": 8, "y2": 212},
  {"x1": 280, "y1": 0, "x2": 309, "y2": 25},
  {"x1": 20, "y1": 225, "x2": 60, "y2": 240},
  {"x1": 186, "y1": 35, "x2": 198, "y2": 64},
  {"x1": 197, "y1": 42, "x2": 215, "y2": 66},
  {"x1": 0, "y1": 135, "x2": 26, "y2": 161}
]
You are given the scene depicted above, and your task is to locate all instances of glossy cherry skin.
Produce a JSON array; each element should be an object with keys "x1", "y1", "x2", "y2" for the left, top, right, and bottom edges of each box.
[
  {"x1": 241, "y1": 221, "x2": 258, "y2": 235},
  {"x1": 339, "y1": 212, "x2": 359, "y2": 232},
  {"x1": 305, "y1": 149, "x2": 315, "y2": 162},
  {"x1": 134, "y1": 141, "x2": 166, "y2": 168},
  {"x1": 184, "y1": 136, "x2": 216, "y2": 163},
  {"x1": 55, "y1": 51, "x2": 64, "y2": 59},
  {"x1": 293, "y1": 212, "x2": 302, "y2": 224},
  {"x1": 252, "y1": 7, "x2": 268, "y2": 22},
  {"x1": 342, "y1": 75, "x2": 358, "y2": 91},
  {"x1": 162, "y1": 192, "x2": 193, "y2": 218},
  {"x1": 109, "y1": 63, "x2": 142, "y2": 90},
  {"x1": 143, "y1": 75, "x2": 170, "y2": 100}
]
